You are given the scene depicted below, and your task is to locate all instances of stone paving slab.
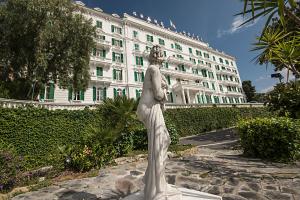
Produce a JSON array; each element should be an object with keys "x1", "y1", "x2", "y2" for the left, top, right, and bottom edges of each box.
[{"x1": 12, "y1": 147, "x2": 300, "y2": 200}]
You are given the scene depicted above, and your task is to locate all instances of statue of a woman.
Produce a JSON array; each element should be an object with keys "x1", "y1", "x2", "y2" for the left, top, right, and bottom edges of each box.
[{"x1": 136, "y1": 45, "x2": 181, "y2": 200}]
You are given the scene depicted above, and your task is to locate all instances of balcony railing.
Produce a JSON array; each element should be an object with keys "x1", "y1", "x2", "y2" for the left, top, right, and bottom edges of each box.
[
  {"x1": 173, "y1": 80, "x2": 204, "y2": 91},
  {"x1": 90, "y1": 75, "x2": 112, "y2": 83},
  {"x1": 167, "y1": 56, "x2": 194, "y2": 66},
  {"x1": 95, "y1": 39, "x2": 111, "y2": 49},
  {"x1": 160, "y1": 68, "x2": 202, "y2": 80},
  {"x1": 90, "y1": 56, "x2": 111, "y2": 67}
]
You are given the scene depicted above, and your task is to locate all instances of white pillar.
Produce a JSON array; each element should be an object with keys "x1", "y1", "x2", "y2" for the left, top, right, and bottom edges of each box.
[
  {"x1": 181, "y1": 89, "x2": 186, "y2": 104},
  {"x1": 187, "y1": 89, "x2": 191, "y2": 104}
]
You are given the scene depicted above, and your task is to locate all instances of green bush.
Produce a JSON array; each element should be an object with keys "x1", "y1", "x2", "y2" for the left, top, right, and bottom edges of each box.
[
  {"x1": 0, "y1": 141, "x2": 24, "y2": 192},
  {"x1": 237, "y1": 117, "x2": 300, "y2": 162},
  {"x1": 266, "y1": 81, "x2": 300, "y2": 119},
  {"x1": 164, "y1": 107, "x2": 272, "y2": 137}
]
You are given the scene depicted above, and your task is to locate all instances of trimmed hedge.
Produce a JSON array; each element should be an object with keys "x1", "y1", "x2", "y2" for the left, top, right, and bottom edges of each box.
[
  {"x1": 164, "y1": 107, "x2": 272, "y2": 136},
  {"x1": 0, "y1": 107, "x2": 271, "y2": 170},
  {"x1": 237, "y1": 117, "x2": 300, "y2": 162}
]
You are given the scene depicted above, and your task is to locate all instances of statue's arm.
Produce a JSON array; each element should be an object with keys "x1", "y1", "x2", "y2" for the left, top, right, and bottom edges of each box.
[{"x1": 150, "y1": 67, "x2": 165, "y2": 101}]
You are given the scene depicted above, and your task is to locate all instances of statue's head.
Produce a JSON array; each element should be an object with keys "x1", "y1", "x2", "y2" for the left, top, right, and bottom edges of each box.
[{"x1": 149, "y1": 45, "x2": 164, "y2": 65}]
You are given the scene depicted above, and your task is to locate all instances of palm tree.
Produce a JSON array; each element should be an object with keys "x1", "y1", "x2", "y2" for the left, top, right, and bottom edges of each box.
[{"x1": 239, "y1": 0, "x2": 300, "y2": 28}]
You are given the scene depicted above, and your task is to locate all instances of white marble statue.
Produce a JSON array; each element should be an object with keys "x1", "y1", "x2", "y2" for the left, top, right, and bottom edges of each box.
[{"x1": 136, "y1": 45, "x2": 182, "y2": 200}]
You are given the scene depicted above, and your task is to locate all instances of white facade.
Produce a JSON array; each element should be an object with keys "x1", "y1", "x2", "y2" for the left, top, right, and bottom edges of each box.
[{"x1": 42, "y1": 2, "x2": 246, "y2": 104}]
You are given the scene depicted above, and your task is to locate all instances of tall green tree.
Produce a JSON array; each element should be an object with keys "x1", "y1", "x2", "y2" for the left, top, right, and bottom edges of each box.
[
  {"x1": 242, "y1": 80, "x2": 256, "y2": 102},
  {"x1": 0, "y1": 0, "x2": 96, "y2": 99}
]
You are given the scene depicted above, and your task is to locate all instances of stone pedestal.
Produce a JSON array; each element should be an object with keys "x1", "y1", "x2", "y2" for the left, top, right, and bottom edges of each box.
[{"x1": 122, "y1": 185, "x2": 222, "y2": 200}]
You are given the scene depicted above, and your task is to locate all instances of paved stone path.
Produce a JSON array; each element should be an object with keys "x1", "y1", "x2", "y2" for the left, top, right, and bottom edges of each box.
[{"x1": 12, "y1": 145, "x2": 300, "y2": 200}]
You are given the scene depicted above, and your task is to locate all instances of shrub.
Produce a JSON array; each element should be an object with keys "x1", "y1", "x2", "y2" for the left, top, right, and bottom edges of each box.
[
  {"x1": 0, "y1": 141, "x2": 24, "y2": 192},
  {"x1": 164, "y1": 107, "x2": 272, "y2": 137},
  {"x1": 266, "y1": 81, "x2": 300, "y2": 119},
  {"x1": 237, "y1": 117, "x2": 300, "y2": 162}
]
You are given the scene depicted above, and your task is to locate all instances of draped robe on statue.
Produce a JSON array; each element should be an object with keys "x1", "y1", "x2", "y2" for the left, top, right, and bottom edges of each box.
[{"x1": 136, "y1": 64, "x2": 172, "y2": 200}]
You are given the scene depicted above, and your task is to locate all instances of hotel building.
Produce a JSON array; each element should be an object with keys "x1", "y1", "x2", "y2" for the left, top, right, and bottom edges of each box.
[{"x1": 40, "y1": 1, "x2": 246, "y2": 104}]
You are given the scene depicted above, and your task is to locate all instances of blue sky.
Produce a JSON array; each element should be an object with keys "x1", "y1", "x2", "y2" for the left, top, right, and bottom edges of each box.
[{"x1": 81, "y1": 0, "x2": 282, "y2": 92}]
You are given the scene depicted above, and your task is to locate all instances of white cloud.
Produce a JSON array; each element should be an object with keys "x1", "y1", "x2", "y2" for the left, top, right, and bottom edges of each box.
[
  {"x1": 260, "y1": 85, "x2": 274, "y2": 93},
  {"x1": 217, "y1": 16, "x2": 259, "y2": 38}
]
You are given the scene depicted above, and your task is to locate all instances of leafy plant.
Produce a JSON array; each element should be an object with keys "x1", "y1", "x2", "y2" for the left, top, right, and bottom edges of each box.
[
  {"x1": 237, "y1": 117, "x2": 300, "y2": 162},
  {"x1": 266, "y1": 80, "x2": 300, "y2": 118}
]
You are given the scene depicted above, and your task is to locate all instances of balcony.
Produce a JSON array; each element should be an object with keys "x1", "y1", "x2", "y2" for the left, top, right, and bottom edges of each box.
[
  {"x1": 173, "y1": 80, "x2": 204, "y2": 92},
  {"x1": 111, "y1": 45, "x2": 124, "y2": 52},
  {"x1": 90, "y1": 56, "x2": 111, "y2": 67},
  {"x1": 112, "y1": 60, "x2": 125, "y2": 68},
  {"x1": 197, "y1": 63, "x2": 212, "y2": 70},
  {"x1": 90, "y1": 75, "x2": 112, "y2": 84},
  {"x1": 160, "y1": 68, "x2": 202, "y2": 81},
  {"x1": 219, "y1": 80, "x2": 240, "y2": 86},
  {"x1": 224, "y1": 91, "x2": 243, "y2": 96},
  {"x1": 132, "y1": 49, "x2": 143, "y2": 56},
  {"x1": 219, "y1": 69, "x2": 237, "y2": 76},
  {"x1": 95, "y1": 39, "x2": 111, "y2": 49},
  {"x1": 167, "y1": 56, "x2": 194, "y2": 67}
]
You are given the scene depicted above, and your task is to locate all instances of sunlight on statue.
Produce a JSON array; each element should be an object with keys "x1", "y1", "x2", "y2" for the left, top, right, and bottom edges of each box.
[{"x1": 135, "y1": 45, "x2": 182, "y2": 200}]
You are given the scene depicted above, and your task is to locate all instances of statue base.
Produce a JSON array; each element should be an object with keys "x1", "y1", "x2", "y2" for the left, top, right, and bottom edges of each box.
[{"x1": 122, "y1": 185, "x2": 222, "y2": 200}]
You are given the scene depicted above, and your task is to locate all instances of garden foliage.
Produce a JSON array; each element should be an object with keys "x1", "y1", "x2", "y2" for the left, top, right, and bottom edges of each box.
[{"x1": 237, "y1": 117, "x2": 300, "y2": 162}]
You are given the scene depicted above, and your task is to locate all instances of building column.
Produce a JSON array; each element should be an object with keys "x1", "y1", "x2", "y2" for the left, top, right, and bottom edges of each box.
[
  {"x1": 181, "y1": 89, "x2": 186, "y2": 104},
  {"x1": 186, "y1": 89, "x2": 191, "y2": 104}
]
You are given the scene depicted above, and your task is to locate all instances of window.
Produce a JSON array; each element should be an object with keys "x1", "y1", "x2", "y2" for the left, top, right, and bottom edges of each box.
[
  {"x1": 174, "y1": 43, "x2": 182, "y2": 51},
  {"x1": 225, "y1": 60, "x2": 229, "y2": 65},
  {"x1": 231, "y1": 61, "x2": 234, "y2": 66},
  {"x1": 112, "y1": 38, "x2": 123, "y2": 47},
  {"x1": 92, "y1": 49, "x2": 106, "y2": 58},
  {"x1": 177, "y1": 64, "x2": 186, "y2": 72},
  {"x1": 114, "y1": 88, "x2": 126, "y2": 98},
  {"x1": 96, "y1": 67, "x2": 103, "y2": 77},
  {"x1": 206, "y1": 95, "x2": 212, "y2": 103},
  {"x1": 113, "y1": 69, "x2": 123, "y2": 81},
  {"x1": 217, "y1": 74, "x2": 222, "y2": 80},
  {"x1": 219, "y1": 58, "x2": 224, "y2": 63},
  {"x1": 203, "y1": 82, "x2": 209, "y2": 88},
  {"x1": 189, "y1": 48, "x2": 192, "y2": 54},
  {"x1": 196, "y1": 50, "x2": 202, "y2": 56},
  {"x1": 201, "y1": 69, "x2": 207, "y2": 77},
  {"x1": 135, "y1": 56, "x2": 143, "y2": 66},
  {"x1": 213, "y1": 56, "x2": 216, "y2": 61},
  {"x1": 208, "y1": 72, "x2": 214, "y2": 79},
  {"x1": 190, "y1": 58, "x2": 196, "y2": 64},
  {"x1": 228, "y1": 97, "x2": 234, "y2": 104},
  {"x1": 214, "y1": 96, "x2": 220, "y2": 104},
  {"x1": 192, "y1": 68, "x2": 199, "y2": 75},
  {"x1": 171, "y1": 44, "x2": 174, "y2": 49},
  {"x1": 69, "y1": 90, "x2": 84, "y2": 101},
  {"x1": 136, "y1": 89, "x2": 142, "y2": 99},
  {"x1": 227, "y1": 86, "x2": 232, "y2": 92},
  {"x1": 40, "y1": 83, "x2": 55, "y2": 101},
  {"x1": 111, "y1": 25, "x2": 122, "y2": 34},
  {"x1": 134, "y1": 44, "x2": 139, "y2": 51},
  {"x1": 146, "y1": 46, "x2": 152, "y2": 51},
  {"x1": 133, "y1": 30, "x2": 138, "y2": 38},
  {"x1": 212, "y1": 83, "x2": 215, "y2": 90},
  {"x1": 162, "y1": 62, "x2": 169, "y2": 68},
  {"x1": 203, "y1": 53, "x2": 210, "y2": 58},
  {"x1": 159, "y1": 38, "x2": 165, "y2": 45},
  {"x1": 176, "y1": 54, "x2": 183, "y2": 59},
  {"x1": 166, "y1": 92, "x2": 174, "y2": 103},
  {"x1": 215, "y1": 65, "x2": 220, "y2": 70},
  {"x1": 93, "y1": 87, "x2": 106, "y2": 101},
  {"x1": 96, "y1": 20, "x2": 102, "y2": 28},
  {"x1": 112, "y1": 52, "x2": 123, "y2": 63},
  {"x1": 222, "y1": 97, "x2": 228, "y2": 104},
  {"x1": 165, "y1": 75, "x2": 171, "y2": 85},
  {"x1": 96, "y1": 35, "x2": 105, "y2": 41},
  {"x1": 219, "y1": 85, "x2": 223, "y2": 92},
  {"x1": 134, "y1": 71, "x2": 145, "y2": 82},
  {"x1": 147, "y1": 34, "x2": 154, "y2": 42},
  {"x1": 163, "y1": 51, "x2": 167, "y2": 57}
]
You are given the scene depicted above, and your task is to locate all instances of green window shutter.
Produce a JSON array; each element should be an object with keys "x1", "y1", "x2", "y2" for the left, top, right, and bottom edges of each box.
[
  {"x1": 49, "y1": 83, "x2": 55, "y2": 100},
  {"x1": 80, "y1": 90, "x2": 85, "y2": 101},
  {"x1": 102, "y1": 50, "x2": 106, "y2": 58},
  {"x1": 112, "y1": 52, "x2": 116, "y2": 61},
  {"x1": 114, "y1": 88, "x2": 117, "y2": 98},
  {"x1": 136, "y1": 89, "x2": 139, "y2": 99},
  {"x1": 112, "y1": 38, "x2": 115, "y2": 45},
  {"x1": 121, "y1": 54, "x2": 124, "y2": 63},
  {"x1": 141, "y1": 72, "x2": 145, "y2": 82},
  {"x1": 141, "y1": 57, "x2": 143, "y2": 66},
  {"x1": 103, "y1": 87, "x2": 107, "y2": 99},
  {"x1": 134, "y1": 71, "x2": 137, "y2": 82},
  {"x1": 171, "y1": 44, "x2": 174, "y2": 48},
  {"x1": 93, "y1": 86, "x2": 96, "y2": 101},
  {"x1": 170, "y1": 92, "x2": 174, "y2": 103},
  {"x1": 111, "y1": 25, "x2": 114, "y2": 32},
  {"x1": 164, "y1": 51, "x2": 167, "y2": 57},
  {"x1": 167, "y1": 76, "x2": 171, "y2": 85},
  {"x1": 122, "y1": 89, "x2": 126, "y2": 97},
  {"x1": 68, "y1": 87, "x2": 73, "y2": 101},
  {"x1": 96, "y1": 67, "x2": 100, "y2": 76},
  {"x1": 113, "y1": 69, "x2": 116, "y2": 80},
  {"x1": 99, "y1": 67, "x2": 103, "y2": 76},
  {"x1": 92, "y1": 48, "x2": 96, "y2": 56},
  {"x1": 120, "y1": 40, "x2": 123, "y2": 47},
  {"x1": 165, "y1": 62, "x2": 169, "y2": 68},
  {"x1": 135, "y1": 56, "x2": 138, "y2": 65},
  {"x1": 39, "y1": 84, "x2": 45, "y2": 100},
  {"x1": 120, "y1": 70, "x2": 123, "y2": 80}
]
